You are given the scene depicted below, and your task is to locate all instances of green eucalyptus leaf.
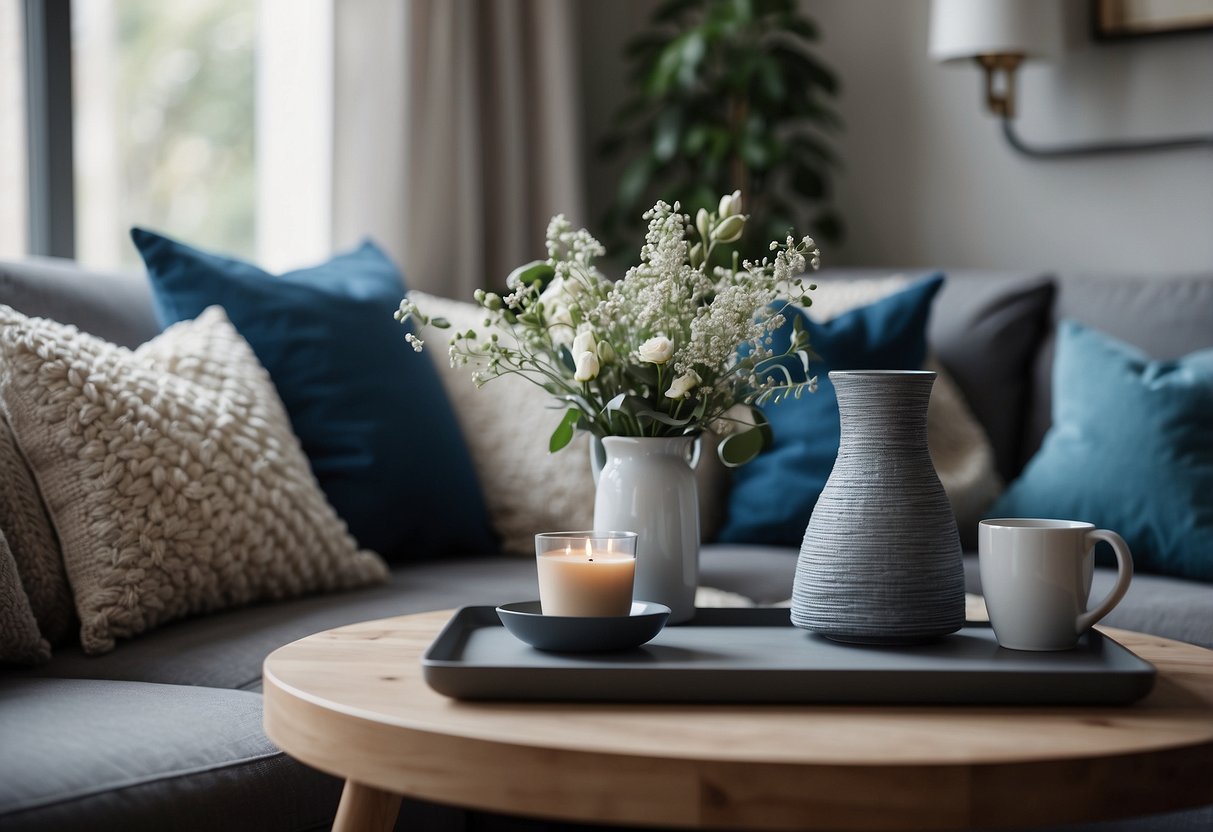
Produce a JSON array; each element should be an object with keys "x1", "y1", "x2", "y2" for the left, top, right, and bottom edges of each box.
[
  {"x1": 557, "y1": 344, "x2": 577, "y2": 373},
  {"x1": 636, "y1": 409, "x2": 694, "y2": 427},
  {"x1": 429, "y1": 317, "x2": 450, "y2": 329},
  {"x1": 604, "y1": 393, "x2": 649, "y2": 416},
  {"x1": 506, "y1": 260, "x2": 555, "y2": 288},
  {"x1": 549, "y1": 408, "x2": 583, "y2": 453}
]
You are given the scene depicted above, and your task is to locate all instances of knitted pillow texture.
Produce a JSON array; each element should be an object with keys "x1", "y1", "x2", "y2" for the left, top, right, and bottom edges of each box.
[
  {"x1": 409, "y1": 291, "x2": 598, "y2": 555},
  {"x1": 0, "y1": 415, "x2": 74, "y2": 643},
  {"x1": 0, "y1": 305, "x2": 389, "y2": 654},
  {"x1": 0, "y1": 527, "x2": 50, "y2": 665}
]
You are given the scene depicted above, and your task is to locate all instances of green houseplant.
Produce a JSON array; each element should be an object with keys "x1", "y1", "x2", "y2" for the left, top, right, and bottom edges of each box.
[{"x1": 600, "y1": 0, "x2": 843, "y2": 262}]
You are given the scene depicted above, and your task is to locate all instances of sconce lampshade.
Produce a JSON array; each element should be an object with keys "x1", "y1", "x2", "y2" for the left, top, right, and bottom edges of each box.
[{"x1": 929, "y1": 0, "x2": 1061, "y2": 62}]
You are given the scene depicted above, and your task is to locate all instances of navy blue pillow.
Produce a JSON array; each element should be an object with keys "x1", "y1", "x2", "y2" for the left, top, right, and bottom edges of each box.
[
  {"x1": 990, "y1": 320, "x2": 1213, "y2": 581},
  {"x1": 132, "y1": 228, "x2": 496, "y2": 561},
  {"x1": 718, "y1": 274, "x2": 944, "y2": 545}
]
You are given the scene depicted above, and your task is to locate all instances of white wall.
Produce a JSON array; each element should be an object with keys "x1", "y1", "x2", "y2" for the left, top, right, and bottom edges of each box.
[{"x1": 579, "y1": 0, "x2": 1213, "y2": 274}]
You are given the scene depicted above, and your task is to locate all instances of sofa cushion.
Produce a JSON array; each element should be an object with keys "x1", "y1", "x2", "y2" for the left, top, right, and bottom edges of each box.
[
  {"x1": 0, "y1": 529, "x2": 49, "y2": 665},
  {"x1": 0, "y1": 678, "x2": 340, "y2": 832},
  {"x1": 0, "y1": 306, "x2": 388, "y2": 654},
  {"x1": 132, "y1": 229, "x2": 497, "y2": 561},
  {"x1": 11, "y1": 557, "x2": 540, "y2": 690},
  {"x1": 1025, "y1": 271, "x2": 1213, "y2": 463},
  {"x1": 926, "y1": 271, "x2": 1055, "y2": 481},
  {"x1": 0, "y1": 416, "x2": 73, "y2": 645},
  {"x1": 10, "y1": 548, "x2": 796, "y2": 690},
  {"x1": 812, "y1": 268, "x2": 1055, "y2": 482},
  {"x1": 992, "y1": 321, "x2": 1213, "y2": 582},
  {"x1": 0, "y1": 256, "x2": 159, "y2": 348},
  {"x1": 718, "y1": 274, "x2": 944, "y2": 545}
]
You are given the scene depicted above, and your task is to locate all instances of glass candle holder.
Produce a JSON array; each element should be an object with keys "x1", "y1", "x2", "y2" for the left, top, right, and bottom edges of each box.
[{"x1": 535, "y1": 531, "x2": 638, "y2": 617}]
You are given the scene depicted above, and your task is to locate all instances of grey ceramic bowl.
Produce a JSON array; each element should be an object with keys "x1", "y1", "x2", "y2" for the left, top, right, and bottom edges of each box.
[{"x1": 496, "y1": 601, "x2": 671, "y2": 652}]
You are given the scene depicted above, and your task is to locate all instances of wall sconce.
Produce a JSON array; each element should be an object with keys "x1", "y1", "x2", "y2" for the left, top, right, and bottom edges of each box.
[{"x1": 928, "y1": 0, "x2": 1213, "y2": 158}]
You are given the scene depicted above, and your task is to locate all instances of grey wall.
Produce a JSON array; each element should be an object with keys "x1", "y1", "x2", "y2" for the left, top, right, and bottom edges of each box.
[{"x1": 579, "y1": 0, "x2": 1213, "y2": 274}]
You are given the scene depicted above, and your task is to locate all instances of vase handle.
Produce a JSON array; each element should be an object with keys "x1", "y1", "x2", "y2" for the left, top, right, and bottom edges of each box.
[{"x1": 687, "y1": 436, "x2": 701, "y2": 470}]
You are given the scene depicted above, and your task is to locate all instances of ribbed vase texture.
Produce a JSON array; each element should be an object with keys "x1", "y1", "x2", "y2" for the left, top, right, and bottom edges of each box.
[
  {"x1": 791, "y1": 371, "x2": 965, "y2": 643},
  {"x1": 593, "y1": 436, "x2": 699, "y2": 624}
]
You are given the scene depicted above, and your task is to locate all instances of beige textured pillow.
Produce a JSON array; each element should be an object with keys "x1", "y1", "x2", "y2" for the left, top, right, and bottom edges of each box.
[
  {"x1": 411, "y1": 292, "x2": 595, "y2": 555},
  {"x1": 804, "y1": 276, "x2": 1003, "y2": 539},
  {"x1": 0, "y1": 527, "x2": 50, "y2": 665},
  {"x1": 0, "y1": 415, "x2": 73, "y2": 644},
  {"x1": 0, "y1": 305, "x2": 389, "y2": 654}
]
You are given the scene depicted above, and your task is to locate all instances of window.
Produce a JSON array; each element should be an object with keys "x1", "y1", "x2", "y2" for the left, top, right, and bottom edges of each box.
[
  {"x1": 11, "y1": 0, "x2": 333, "y2": 270},
  {"x1": 0, "y1": 0, "x2": 27, "y2": 259}
]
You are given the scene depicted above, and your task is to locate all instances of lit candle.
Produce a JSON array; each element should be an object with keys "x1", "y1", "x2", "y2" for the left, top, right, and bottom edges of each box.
[{"x1": 535, "y1": 532, "x2": 637, "y2": 617}]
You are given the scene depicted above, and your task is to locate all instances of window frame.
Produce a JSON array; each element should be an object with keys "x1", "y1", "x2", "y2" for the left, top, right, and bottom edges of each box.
[{"x1": 23, "y1": 0, "x2": 75, "y2": 258}]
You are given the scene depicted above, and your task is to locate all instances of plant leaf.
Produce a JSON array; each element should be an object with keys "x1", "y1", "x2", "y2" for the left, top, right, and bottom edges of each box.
[
  {"x1": 506, "y1": 260, "x2": 554, "y2": 288},
  {"x1": 636, "y1": 409, "x2": 694, "y2": 427},
  {"x1": 549, "y1": 408, "x2": 582, "y2": 453},
  {"x1": 717, "y1": 409, "x2": 773, "y2": 467}
]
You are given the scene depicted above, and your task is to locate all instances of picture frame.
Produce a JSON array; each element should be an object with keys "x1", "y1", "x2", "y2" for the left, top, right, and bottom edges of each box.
[{"x1": 1095, "y1": 0, "x2": 1213, "y2": 38}]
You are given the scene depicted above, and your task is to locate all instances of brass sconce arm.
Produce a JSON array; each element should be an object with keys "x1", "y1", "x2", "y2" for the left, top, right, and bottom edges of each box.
[
  {"x1": 975, "y1": 54, "x2": 1023, "y2": 119},
  {"x1": 973, "y1": 53, "x2": 1213, "y2": 158}
]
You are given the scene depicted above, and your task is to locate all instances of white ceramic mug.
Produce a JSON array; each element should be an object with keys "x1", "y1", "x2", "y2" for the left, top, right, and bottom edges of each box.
[{"x1": 978, "y1": 519, "x2": 1133, "y2": 651}]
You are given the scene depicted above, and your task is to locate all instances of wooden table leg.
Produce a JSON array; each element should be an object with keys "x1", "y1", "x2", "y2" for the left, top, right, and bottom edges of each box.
[{"x1": 333, "y1": 779, "x2": 402, "y2": 832}]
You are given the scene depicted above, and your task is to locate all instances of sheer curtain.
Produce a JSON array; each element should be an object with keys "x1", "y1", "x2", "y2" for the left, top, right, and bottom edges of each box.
[{"x1": 332, "y1": 0, "x2": 585, "y2": 298}]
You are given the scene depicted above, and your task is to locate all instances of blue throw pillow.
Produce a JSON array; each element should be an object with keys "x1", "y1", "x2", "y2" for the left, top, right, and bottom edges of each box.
[
  {"x1": 718, "y1": 274, "x2": 944, "y2": 545},
  {"x1": 989, "y1": 320, "x2": 1213, "y2": 581},
  {"x1": 131, "y1": 228, "x2": 496, "y2": 561}
]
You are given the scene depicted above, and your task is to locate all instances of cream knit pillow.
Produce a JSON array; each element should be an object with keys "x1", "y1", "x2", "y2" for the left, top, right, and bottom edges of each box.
[
  {"x1": 0, "y1": 415, "x2": 73, "y2": 644},
  {"x1": 0, "y1": 527, "x2": 50, "y2": 665},
  {"x1": 0, "y1": 305, "x2": 389, "y2": 654}
]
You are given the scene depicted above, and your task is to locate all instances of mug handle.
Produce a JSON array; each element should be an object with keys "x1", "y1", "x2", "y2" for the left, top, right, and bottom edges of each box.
[{"x1": 1075, "y1": 529, "x2": 1134, "y2": 634}]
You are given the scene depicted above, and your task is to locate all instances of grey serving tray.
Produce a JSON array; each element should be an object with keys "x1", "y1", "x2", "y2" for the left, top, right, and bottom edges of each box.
[{"x1": 422, "y1": 607, "x2": 1157, "y2": 705}]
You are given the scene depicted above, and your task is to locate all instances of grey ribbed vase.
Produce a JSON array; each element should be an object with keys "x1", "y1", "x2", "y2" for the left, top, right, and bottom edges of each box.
[{"x1": 791, "y1": 370, "x2": 965, "y2": 643}]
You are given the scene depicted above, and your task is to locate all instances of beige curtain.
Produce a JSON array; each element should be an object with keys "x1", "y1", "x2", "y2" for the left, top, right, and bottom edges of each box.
[{"x1": 332, "y1": 0, "x2": 586, "y2": 298}]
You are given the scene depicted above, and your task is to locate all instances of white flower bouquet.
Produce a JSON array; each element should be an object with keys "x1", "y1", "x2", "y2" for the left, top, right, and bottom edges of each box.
[{"x1": 395, "y1": 193, "x2": 820, "y2": 466}]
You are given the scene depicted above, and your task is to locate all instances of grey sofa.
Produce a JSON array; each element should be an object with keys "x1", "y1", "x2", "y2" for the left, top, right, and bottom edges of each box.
[{"x1": 0, "y1": 256, "x2": 1210, "y2": 832}]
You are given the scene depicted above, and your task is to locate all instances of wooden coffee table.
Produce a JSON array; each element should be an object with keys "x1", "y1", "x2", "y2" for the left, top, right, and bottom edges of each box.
[{"x1": 263, "y1": 610, "x2": 1213, "y2": 832}]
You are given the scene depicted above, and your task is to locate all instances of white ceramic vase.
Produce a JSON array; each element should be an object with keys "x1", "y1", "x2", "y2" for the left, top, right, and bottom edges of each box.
[
  {"x1": 791, "y1": 370, "x2": 966, "y2": 643},
  {"x1": 592, "y1": 436, "x2": 699, "y2": 623}
]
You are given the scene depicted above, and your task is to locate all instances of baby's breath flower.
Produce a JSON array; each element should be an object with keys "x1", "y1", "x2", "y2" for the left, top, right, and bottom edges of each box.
[{"x1": 395, "y1": 193, "x2": 820, "y2": 451}]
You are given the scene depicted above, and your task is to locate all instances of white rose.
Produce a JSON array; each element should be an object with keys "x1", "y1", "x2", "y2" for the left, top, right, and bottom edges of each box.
[
  {"x1": 638, "y1": 335, "x2": 674, "y2": 365},
  {"x1": 574, "y1": 350, "x2": 600, "y2": 382},
  {"x1": 665, "y1": 370, "x2": 701, "y2": 400},
  {"x1": 572, "y1": 329, "x2": 597, "y2": 357}
]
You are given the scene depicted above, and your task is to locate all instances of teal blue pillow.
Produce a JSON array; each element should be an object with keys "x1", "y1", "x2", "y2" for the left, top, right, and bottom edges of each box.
[
  {"x1": 718, "y1": 274, "x2": 944, "y2": 545},
  {"x1": 131, "y1": 228, "x2": 496, "y2": 561},
  {"x1": 990, "y1": 320, "x2": 1213, "y2": 581}
]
